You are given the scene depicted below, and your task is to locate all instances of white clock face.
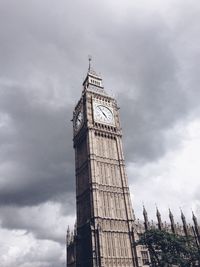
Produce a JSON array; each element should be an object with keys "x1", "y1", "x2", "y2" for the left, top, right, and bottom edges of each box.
[
  {"x1": 94, "y1": 105, "x2": 114, "y2": 124},
  {"x1": 75, "y1": 111, "x2": 83, "y2": 130}
]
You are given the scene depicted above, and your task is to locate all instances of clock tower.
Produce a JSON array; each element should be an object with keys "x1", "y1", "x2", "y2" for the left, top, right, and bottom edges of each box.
[{"x1": 69, "y1": 65, "x2": 138, "y2": 267}]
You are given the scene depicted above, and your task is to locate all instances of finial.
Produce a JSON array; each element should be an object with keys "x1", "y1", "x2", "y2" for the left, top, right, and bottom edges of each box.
[
  {"x1": 74, "y1": 220, "x2": 77, "y2": 235},
  {"x1": 143, "y1": 205, "x2": 149, "y2": 230},
  {"x1": 88, "y1": 55, "x2": 92, "y2": 72},
  {"x1": 155, "y1": 204, "x2": 161, "y2": 216},
  {"x1": 180, "y1": 208, "x2": 185, "y2": 220},
  {"x1": 192, "y1": 211, "x2": 200, "y2": 244},
  {"x1": 156, "y1": 205, "x2": 162, "y2": 230},
  {"x1": 169, "y1": 208, "x2": 176, "y2": 234},
  {"x1": 66, "y1": 226, "x2": 70, "y2": 246},
  {"x1": 180, "y1": 208, "x2": 188, "y2": 237},
  {"x1": 143, "y1": 205, "x2": 148, "y2": 216},
  {"x1": 169, "y1": 208, "x2": 174, "y2": 219},
  {"x1": 192, "y1": 210, "x2": 198, "y2": 225},
  {"x1": 192, "y1": 210, "x2": 196, "y2": 218}
]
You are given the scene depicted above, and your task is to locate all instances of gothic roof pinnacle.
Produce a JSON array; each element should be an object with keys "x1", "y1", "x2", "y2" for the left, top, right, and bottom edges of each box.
[
  {"x1": 169, "y1": 208, "x2": 173, "y2": 218},
  {"x1": 156, "y1": 206, "x2": 161, "y2": 218}
]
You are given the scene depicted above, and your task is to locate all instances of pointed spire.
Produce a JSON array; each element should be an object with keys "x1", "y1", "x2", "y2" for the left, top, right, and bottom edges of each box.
[
  {"x1": 86, "y1": 55, "x2": 98, "y2": 77},
  {"x1": 82, "y1": 58, "x2": 104, "y2": 93},
  {"x1": 180, "y1": 209, "x2": 188, "y2": 237},
  {"x1": 169, "y1": 208, "x2": 176, "y2": 234},
  {"x1": 70, "y1": 231, "x2": 74, "y2": 243},
  {"x1": 192, "y1": 211, "x2": 198, "y2": 227},
  {"x1": 192, "y1": 211, "x2": 200, "y2": 245},
  {"x1": 67, "y1": 226, "x2": 70, "y2": 246},
  {"x1": 156, "y1": 206, "x2": 162, "y2": 230},
  {"x1": 143, "y1": 205, "x2": 149, "y2": 230},
  {"x1": 88, "y1": 55, "x2": 92, "y2": 72},
  {"x1": 74, "y1": 220, "x2": 77, "y2": 236},
  {"x1": 181, "y1": 209, "x2": 186, "y2": 226}
]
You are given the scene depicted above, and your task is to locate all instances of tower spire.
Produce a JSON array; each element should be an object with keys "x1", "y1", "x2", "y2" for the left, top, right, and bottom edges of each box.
[
  {"x1": 82, "y1": 58, "x2": 104, "y2": 92},
  {"x1": 143, "y1": 205, "x2": 149, "y2": 230},
  {"x1": 169, "y1": 208, "x2": 176, "y2": 234},
  {"x1": 67, "y1": 226, "x2": 70, "y2": 246},
  {"x1": 181, "y1": 209, "x2": 188, "y2": 237},
  {"x1": 192, "y1": 211, "x2": 200, "y2": 245},
  {"x1": 156, "y1": 206, "x2": 162, "y2": 230},
  {"x1": 88, "y1": 55, "x2": 92, "y2": 72},
  {"x1": 192, "y1": 211, "x2": 198, "y2": 227}
]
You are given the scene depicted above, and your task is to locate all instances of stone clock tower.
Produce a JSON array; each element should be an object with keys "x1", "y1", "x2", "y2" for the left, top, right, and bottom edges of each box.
[{"x1": 68, "y1": 66, "x2": 138, "y2": 267}]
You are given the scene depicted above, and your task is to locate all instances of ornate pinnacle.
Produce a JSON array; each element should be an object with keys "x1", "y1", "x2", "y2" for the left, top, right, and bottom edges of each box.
[
  {"x1": 192, "y1": 211, "x2": 200, "y2": 245},
  {"x1": 180, "y1": 209, "x2": 188, "y2": 237},
  {"x1": 156, "y1": 206, "x2": 162, "y2": 230},
  {"x1": 192, "y1": 211, "x2": 198, "y2": 226},
  {"x1": 88, "y1": 55, "x2": 92, "y2": 72},
  {"x1": 143, "y1": 205, "x2": 149, "y2": 230},
  {"x1": 67, "y1": 226, "x2": 70, "y2": 246},
  {"x1": 169, "y1": 208, "x2": 176, "y2": 234}
]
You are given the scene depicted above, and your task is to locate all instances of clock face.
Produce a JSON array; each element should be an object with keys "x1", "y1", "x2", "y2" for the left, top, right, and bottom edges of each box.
[
  {"x1": 94, "y1": 105, "x2": 114, "y2": 124},
  {"x1": 75, "y1": 111, "x2": 83, "y2": 130}
]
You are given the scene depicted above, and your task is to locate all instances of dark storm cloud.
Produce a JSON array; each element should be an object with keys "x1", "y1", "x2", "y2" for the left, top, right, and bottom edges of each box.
[
  {"x1": 97, "y1": 9, "x2": 200, "y2": 164},
  {"x1": 0, "y1": 0, "x2": 198, "y2": 214},
  {"x1": 0, "y1": 82, "x2": 75, "y2": 206},
  {"x1": 96, "y1": 22, "x2": 184, "y2": 163}
]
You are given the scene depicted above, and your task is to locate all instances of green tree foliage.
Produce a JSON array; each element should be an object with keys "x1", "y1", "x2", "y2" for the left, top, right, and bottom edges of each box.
[{"x1": 136, "y1": 229, "x2": 200, "y2": 267}]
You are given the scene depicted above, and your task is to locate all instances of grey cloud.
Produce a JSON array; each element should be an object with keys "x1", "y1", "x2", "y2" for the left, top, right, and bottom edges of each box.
[
  {"x1": 112, "y1": 22, "x2": 189, "y2": 163},
  {"x1": 0, "y1": 83, "x2": 75, "y2": 206},
  {"x1": 108, "y1": 13, "x2": 200, "y2": 164},
  {"x1": 0, "y1": 201, "x2": 74, "y2": 244},
  {"x1": 0, "y1": 227, "x2": 66, "y2": 267},
  {"x1": 0, "y1": 0, "x2": 198, "y2": 221}
]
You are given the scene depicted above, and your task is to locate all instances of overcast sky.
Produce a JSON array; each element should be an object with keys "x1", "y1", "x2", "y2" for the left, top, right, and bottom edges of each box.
[{"x1": 0, "y1": 0, "x2": 200, "y2": 266}]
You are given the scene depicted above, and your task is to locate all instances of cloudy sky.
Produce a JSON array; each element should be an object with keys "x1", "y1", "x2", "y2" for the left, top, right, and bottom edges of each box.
[{"x1": 0, "y1": 0, "x2": 200, "y2": 266}]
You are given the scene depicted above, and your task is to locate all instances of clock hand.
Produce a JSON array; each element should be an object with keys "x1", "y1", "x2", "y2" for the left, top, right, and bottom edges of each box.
[{"x1": 98, "y1": 107, "x2": 107, "y2": 118}]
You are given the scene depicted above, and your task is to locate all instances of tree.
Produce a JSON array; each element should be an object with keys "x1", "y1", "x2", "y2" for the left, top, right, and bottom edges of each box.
[{"x1": 135, "y1": 229, "x2": 200, "y2": 267}]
